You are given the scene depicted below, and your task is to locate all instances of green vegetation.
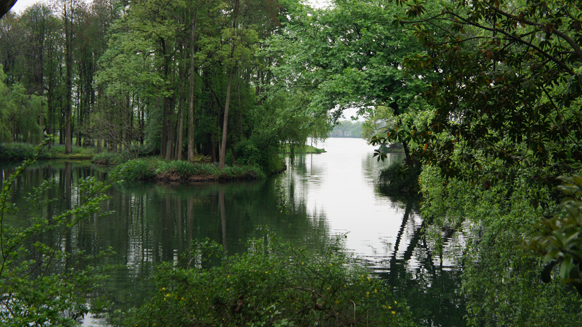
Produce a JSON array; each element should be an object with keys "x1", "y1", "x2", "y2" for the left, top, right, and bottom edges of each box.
[
  {"x1": 123, "y1": 236, "x2": 414, "y2": 327},
  {"x1": 0, "y1": 138, "x2": 112, "y2": 326},
  {"x1": 0, "y1": 0, "x2": 330, "y2": 173},
  {"x1": 378, "y1": 162, "x2": 421, "y2": 195},
  {"x1": 419, "y1": 167, "x2": 582, "y2": 325},
  {"x1": 0, "y1": 142, "x2": 97, "y2": 161},
  {"x1": 112, "y1": 157, "x2": 266, "y2": 182},
  {"x1": 282, "y1": 144, "x2": 326, "y2": 155},
  {"x1": 3, "y1": 0, "x2": 582, "y2": 324}
]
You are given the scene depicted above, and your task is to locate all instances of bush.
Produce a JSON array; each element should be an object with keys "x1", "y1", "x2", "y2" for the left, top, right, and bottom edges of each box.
[
  {"x1": 92, "y1": 152, "x2": 126, "y2": 165},
  {"x1": 234, "y1": 139, "x2": 285, "y2": 175},
  {"x1": 123, "y1": 236, "x2": 414, "y2": 327},
  {"x1": 378, "y1": 162, "x2": 421, "y2": 194},
  {"x1": 112, "y1": 158, "x2": 266, "y2": 182},
  {"x1": 0, "y1": 143, "x2": 50, "y2": 161}
]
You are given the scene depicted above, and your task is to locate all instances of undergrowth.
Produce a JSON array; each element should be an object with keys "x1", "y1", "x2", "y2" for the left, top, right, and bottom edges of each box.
[{"x1": 121, "y1": 235, "x2": 414, "y2": 327}]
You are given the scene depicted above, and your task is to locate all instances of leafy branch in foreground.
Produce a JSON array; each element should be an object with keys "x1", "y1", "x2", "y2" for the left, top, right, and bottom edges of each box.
[
  {"x1": 125, "y1": 235, "x2": 414, "y2": 327},
  {"x1": 0, "y1": 136, "x2": 114, "y2": 326},
  {"x1": 529, "y1": 175, "x2": 582, "y2": 294}
]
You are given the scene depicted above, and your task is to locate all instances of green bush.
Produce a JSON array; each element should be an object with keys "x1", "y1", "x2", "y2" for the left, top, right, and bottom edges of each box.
[
  {"x1": 123, "y1": 236, "x2": 414, "y2": 327},
  {"x1": 378, "y1": 162, "x2": 421, "y2": 194},
  {"x1": 112, "y1": 158, "x2": 265, "y2": 182},
  {"x1": 234, "y1": 139, "x2": 285, "y2": 175},
  {"x1": 0, "y1": 143, "x2": 50, "y2": 161},
  {"x1": 92, "y1": 152, "x2": 126, "y2": 165}
]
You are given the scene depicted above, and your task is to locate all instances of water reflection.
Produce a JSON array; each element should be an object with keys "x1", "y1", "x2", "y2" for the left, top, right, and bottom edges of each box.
[{"x1": 1, "y1": 139, "x2": 467, "y2": 327}]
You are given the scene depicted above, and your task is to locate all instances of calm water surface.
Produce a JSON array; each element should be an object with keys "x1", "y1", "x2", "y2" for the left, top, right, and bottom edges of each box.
[{"x1": 2, "y1": 138, "x2": 466, "y2": 326}]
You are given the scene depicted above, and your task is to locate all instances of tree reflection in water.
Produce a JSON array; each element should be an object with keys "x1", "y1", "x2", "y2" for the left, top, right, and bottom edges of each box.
[{"x1": 1, "y1": 157, "x2": 468, "y2": 327}]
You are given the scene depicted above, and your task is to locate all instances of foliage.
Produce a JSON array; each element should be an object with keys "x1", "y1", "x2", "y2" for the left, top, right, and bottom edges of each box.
[
  {"x1": 124, "y1": 236, "x2": 414, "y2": 327},
  {"x1": 92, "y1": 152, "x2": 126, "y2": 166},
  {"x1": 267, "y1": 0, "x2": 434, "y2": 164},
  {"x1": 111, "y1": 158, "x2": 266, "y2": 182},
  {"x1": 529, "y1": 175, "x2": 582, "y2": 294},
  {"x1": 0, "y1": 142, "x2": 98, "y2": 161},
  {"x1": 371, "y1": 0, "x2": 582, "y2": 184},
  {"x1": 0, "y1": 66, "x2": 44, "y2": 144},
  {"x1": 0, "y1": 143, "x2": 50, "y2": 161},
  {"x1": 0, "y1": 137, "x2": 113, "y2": 326},
  {"x1": 378, "y1": 162, "x2": 421, "y2": 195},
  {"x1": 419, "y1": 166, "x2": 582, "y2": 326}
]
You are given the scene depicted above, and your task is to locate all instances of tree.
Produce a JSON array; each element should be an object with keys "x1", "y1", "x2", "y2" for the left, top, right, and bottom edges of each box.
[
  {"x1": 377, "y1": 0, "x2": 582, "y2": 182},
  {"x1": 382, "y1": 0, "x2": 582, "y2": 304},
  {"x1": 267, "y1": 0, "x2": 433, "y2": 164}
]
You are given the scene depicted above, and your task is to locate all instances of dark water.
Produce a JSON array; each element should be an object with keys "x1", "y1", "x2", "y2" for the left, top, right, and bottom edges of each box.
[{"x1": 1, "y1": 138, "x2": 466, "y2": 326}]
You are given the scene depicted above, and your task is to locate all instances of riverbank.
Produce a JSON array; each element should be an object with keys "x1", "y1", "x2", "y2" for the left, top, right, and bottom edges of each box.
[{"x1": 0, "y1": 143, "x2": 96, "y2": 161}]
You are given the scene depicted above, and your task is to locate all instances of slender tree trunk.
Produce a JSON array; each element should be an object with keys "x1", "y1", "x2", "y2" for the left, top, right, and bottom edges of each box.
[
  {"x1": 64, "y1": 1, "x2": 73, "y2": 154},
  {"x1": 176, "y1": 92, "x2": 184, "y2": 161},
  {"x1": 188, "y1": 8, "x2": 199, "y2": 162},
  {"x1": 219, "y1": 66, "x2": 235, "y2": 170},
  {"x1": 161, "y1": 97, "x2": 169, "y2": 157},
  {"x1": 165, "y1": 98, "x2": 175, "y2": 161}
]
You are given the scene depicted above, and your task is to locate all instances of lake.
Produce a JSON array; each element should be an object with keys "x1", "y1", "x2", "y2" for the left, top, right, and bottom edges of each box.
[{"x1": 1, "y1": 138, "x2": 466, "y2": 326}]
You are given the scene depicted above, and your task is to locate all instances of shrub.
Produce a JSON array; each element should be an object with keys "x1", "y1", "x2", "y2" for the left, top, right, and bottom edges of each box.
[
  {"x1": 123, "y1": 236, "x2": 414, "y2": 327},
  {"x1": 112, "y1": 158, "x2": 266, "y2": 182},
  {"x1": 0, "y1": 143, "x2": 50, "y2": 161},
  {"x1": 92, "y1": 152, "x2": 126, "y2": 165},
  {"x1": 378, "y1": 162, "x2": 421, "y2": 195},
  {"x1": 109, "y1": 158, "x2": 158, "y2": 181}
]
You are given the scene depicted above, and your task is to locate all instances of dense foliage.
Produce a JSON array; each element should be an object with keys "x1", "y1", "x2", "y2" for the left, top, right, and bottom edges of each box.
[
  {"x1": 4, "y1": 0, "x2": 582, "y2": 325},
  {"x1": 124, "y1": 236, "x2": 414, "y2": 327},
  {"x1": 0, "y1": 0, "x2": 330, "y2": 173},
  {"x1": 111, "y1": 157, "x2": 266, "y2": 182}
]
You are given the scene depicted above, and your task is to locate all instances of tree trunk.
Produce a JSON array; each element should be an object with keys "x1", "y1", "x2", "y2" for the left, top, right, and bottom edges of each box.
[
  {"x1": 219, "y1": 66, "x2": 235, "y2": 170},
  {"x1": 176, "y1": 93, "x2": 184, "y2": 161},
  {"x1": 188, "y1": 8, "x2": 199, "y2": 162},
  {"x1": 64, "y1": 1, "x2": 73, "y2": 154},
  {"x1": 161, "y1": 97, "x2": 169, "y2": 158},
  {"x1": 165, "y1": 98, "x2": 175, "y2": 161}
]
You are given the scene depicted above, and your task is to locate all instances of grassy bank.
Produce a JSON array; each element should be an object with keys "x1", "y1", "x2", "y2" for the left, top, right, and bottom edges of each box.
[
  {"x1": 0, "y1": 143, "x2": 97, "y2": 161},
  {"x1": 111, "y1": 157, "x2": 266, "y2": 182}
]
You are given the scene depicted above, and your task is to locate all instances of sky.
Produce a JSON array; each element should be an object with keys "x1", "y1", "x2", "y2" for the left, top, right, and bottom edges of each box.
[{"x1": 9, "y1": 0, "x2": 43, "y2": 14}]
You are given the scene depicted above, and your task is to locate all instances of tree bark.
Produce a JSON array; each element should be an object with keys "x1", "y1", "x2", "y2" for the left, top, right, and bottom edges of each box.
[
  {"x1": 219, "y1": 66, "x2": 235, "y2": 170},
  {"x1": 64, "y1": 1, "x2": 73, "y2": 154},
  {"x1": 188, "y1": 7, "x2": 199, "y2": 162}
]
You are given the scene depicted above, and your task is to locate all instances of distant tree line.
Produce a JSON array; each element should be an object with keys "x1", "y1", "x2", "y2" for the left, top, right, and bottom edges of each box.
[{"x1": 329, "y1": 120, "x2": 363, "y2": 138}]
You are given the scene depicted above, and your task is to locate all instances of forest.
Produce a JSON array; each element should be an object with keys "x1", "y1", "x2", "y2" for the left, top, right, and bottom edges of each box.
[{"x1": 2, "y1": 0, "x2": 582, "y2": 325}]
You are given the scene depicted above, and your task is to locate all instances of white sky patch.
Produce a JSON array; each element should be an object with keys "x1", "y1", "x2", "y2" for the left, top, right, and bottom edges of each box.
[
  {"x1": 9, "y1": 0, "x2": 45, "y2": 14},
  {"x1": 307, "y1": 0, "x2": 331, "y2": 9}
]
